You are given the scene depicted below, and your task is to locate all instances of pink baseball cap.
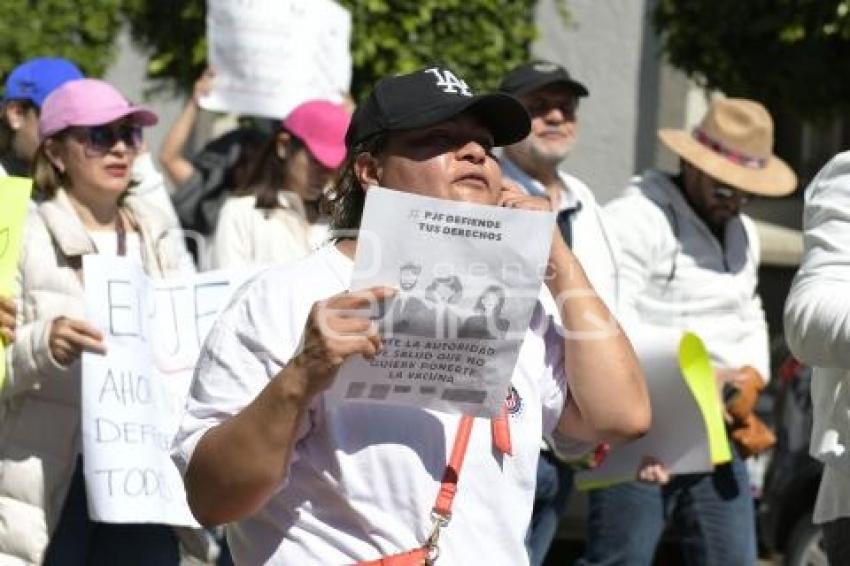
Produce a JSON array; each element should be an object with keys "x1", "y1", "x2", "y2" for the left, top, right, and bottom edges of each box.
[
  {"x1": 38, "y1": 78, "x2": 158, "y2": 141},
  {"x1": 283, "y1": 100, "x2": 350, "y2": 169}
]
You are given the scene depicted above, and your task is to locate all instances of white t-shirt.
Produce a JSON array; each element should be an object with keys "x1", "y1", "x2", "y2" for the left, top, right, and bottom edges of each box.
[
  {"x1": 173, "y1": 245, "x2": 569, "y2": 565},
  {"x1": 211, "y1": 193, "x2": 330, "y2": 270}
]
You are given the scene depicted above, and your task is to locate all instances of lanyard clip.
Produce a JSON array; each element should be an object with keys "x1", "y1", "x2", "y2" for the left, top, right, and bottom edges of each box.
[{"x1": 424, "y1": 511, "x2": 450, "y2": 564}]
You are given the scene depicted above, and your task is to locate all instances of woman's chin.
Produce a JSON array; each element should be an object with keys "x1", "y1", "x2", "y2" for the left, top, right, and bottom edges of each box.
[{"x1": 95, "y1": 177, "x2": 131, "y2": 196}]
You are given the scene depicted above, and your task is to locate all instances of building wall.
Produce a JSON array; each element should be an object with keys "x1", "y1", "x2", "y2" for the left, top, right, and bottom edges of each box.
[
  {"x1": 103, "y1": 28, "x2": 185, "y2": 162},
  {"x1": 534, "y1": 0, "x2": 690, "y2": 203}
]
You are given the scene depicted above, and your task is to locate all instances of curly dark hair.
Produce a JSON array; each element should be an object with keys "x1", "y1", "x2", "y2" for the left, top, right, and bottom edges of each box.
[{"x1": 321, "y1": 133, "x2": 388, "y2": 233}]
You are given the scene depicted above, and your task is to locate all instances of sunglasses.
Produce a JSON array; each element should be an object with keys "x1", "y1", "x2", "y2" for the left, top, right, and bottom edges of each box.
[
  {"x1": 70, "y1": 124, "x2": 143, "y2": 156},
  {"x1": 713, "y1": 185, "x2": 751, "y2": 204},
  {"x1": 523, "y1": 94, "x2": 578, "y2": 119}
]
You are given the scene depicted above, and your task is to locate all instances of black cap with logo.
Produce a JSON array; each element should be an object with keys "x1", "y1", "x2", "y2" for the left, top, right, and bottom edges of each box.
[
  {"x1": 499, "y1": 60, "x2": 589, "y2": 98},
  {"x1": 346, "y1": 65, "x2": 531, "y2": 149}
]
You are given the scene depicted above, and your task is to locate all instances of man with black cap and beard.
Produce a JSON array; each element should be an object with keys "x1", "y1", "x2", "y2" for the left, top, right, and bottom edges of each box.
[
  {"x1": 499, "y1": 60, "x2": 620, "y2": 566},
  {"x1": 172, "y1": 65, "x2": 650, "y2": 565},
  {"x1": 578, "y1": 98, "x2": 797, "y2": 565}
]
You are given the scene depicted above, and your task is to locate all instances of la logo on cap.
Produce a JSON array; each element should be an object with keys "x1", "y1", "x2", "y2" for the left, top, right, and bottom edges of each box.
[
  {"x1": 424, "y1": 67, "x2": 472, "y2": 97},
  {"x1": 533, "y1": 62, "x2": 559, "y2": 73}
]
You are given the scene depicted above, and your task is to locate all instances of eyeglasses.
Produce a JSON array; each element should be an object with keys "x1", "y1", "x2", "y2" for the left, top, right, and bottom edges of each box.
[
  {"x1": 713, "y1": 185, "x2": 751, "y2": 204},
  {"x1": 69, "y1": 124, "x2": 143, "y2": 156}
]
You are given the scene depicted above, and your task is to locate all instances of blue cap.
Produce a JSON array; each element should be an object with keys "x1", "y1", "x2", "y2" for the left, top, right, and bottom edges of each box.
[{"x1": 3, "y1": 57, "x2": 84, "y2": 108}]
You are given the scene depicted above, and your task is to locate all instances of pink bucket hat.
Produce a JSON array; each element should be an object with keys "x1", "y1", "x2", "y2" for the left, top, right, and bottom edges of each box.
[
  {"x1": 283, "y1": 100, "x2": 350, "y2": 169},
  {"x1": 39, "y1": 78, "x2": 158, "y2": 141}
]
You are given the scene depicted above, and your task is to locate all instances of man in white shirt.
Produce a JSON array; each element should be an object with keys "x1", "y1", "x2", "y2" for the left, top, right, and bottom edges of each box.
[
  {"x1": 498, "y1": 59, "x2": 619, "y2": 565},
  {"x1": 173, "y1": 65, "x2": 650, "y2": 565}
]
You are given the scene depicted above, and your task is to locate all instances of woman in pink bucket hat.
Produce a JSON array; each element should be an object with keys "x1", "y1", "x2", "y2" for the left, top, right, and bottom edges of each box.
[
  {"x1": 210, "y1": 99, "x2": 350, "y2": 269},
  {"x1": 0, "y1": 78, "x2": 204, "y2": 565}
]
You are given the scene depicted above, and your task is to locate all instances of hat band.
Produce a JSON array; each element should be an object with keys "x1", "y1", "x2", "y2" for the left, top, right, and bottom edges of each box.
[{"x1": 693, "y1": 128, "x2": 768, "y2": 170}]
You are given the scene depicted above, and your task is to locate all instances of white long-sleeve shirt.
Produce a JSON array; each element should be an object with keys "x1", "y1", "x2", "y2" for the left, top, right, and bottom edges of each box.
[
  {"x1": 605, "y1": 169, "x2": 770, "y2": 379},
  {"x1": 784, "y1": 151, "x2": 850, "y2": 523}
]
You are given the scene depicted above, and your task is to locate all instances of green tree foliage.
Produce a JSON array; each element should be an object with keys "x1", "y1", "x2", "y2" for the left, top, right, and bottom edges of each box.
[
  {"x1": 336, "y1": 0, "x2": 540, "y2": 96},
  {"x1": 122, "y1": 0, "x2": 208, "y2": 95},
  {"x1": 0, "y1": 0, "x2": 123, "y2": 85},
  {"x1": 654, "y1": 0, "x2": 850, "y2": 119},
  {"x1": 0, "y1": 1, "x2": 570, "y2": 100},
  {"x1": 122, "y1": 0, "x2": 570, "y2": 99}
]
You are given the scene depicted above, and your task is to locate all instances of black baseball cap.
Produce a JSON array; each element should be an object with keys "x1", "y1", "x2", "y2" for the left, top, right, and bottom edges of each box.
[
  {"x1": 346, "y1": 65, "x2": 531, "y2": 149},
  {"x1": 499, "y1": 60, "x2": 589, "y2": 98}
]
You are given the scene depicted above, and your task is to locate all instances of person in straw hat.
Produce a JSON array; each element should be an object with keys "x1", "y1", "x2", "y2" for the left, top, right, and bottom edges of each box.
[{"x1": 577, "y1": 97, "x2": 797, "y2": 566}]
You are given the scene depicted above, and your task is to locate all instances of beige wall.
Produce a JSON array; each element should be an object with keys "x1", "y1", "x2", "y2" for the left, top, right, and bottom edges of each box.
[{"x1": 533, "y1": 0, "x2": 691, "y2": 203}]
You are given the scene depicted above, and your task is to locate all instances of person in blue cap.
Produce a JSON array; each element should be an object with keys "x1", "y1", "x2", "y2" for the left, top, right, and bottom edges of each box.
[
  {"x1": 1, "y1": 56, "x2": 83, "y2": 177},
  {"x1": 0, "y1": 57, "x2": 82, "y2": 393}
]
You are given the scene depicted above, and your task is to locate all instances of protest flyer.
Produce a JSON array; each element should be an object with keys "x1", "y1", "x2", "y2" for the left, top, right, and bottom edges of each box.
[
  {"x1": 203, "y1": 0, "x2": 352, "y2": 119},
  {"x1": 575, "y1": 331, "x2": 730, "y2": 490},
  {"x1": 0, "y1": 177, "x2": 32, "y2": 387},
  {"x1": 81, "y1": 256, "x2": 250, "y2": 525},
  {"x1": 328, "y1": 187, "x2": 556, "y2": 418}
]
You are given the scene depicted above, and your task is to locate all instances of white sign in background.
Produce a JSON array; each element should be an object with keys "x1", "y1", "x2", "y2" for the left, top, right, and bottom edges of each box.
[
  {"x1": 82, "y1": 256, "x2": 249, "y2": 525},
  {"x1": 203, "y1": 0, "x2": 352, "y2": 119},
  {"x1": 330, "y1": 188, "x2": 556, "y2": 418},
  {"x1": 574, "y1": 329, "x2": 713, "y2": 489}
]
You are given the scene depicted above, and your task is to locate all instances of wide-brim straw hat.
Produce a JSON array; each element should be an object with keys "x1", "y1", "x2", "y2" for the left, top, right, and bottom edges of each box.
[{"x1": 658, "y1": 98, "x2": 797, "y2": 197}]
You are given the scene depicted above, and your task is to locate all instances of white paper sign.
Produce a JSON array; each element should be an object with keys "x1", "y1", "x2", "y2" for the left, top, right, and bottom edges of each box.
[
  {"x1": 574, "y1": 328, "x2": 713, "y2": 489},
  {"x1": 81, "y1": 256, "x2": 250, "y2": 525},
  {"x1": 329, "y1": 187, "x2": 556, "y2": 418},
  {"x1": 203, "y1": 0, "x2": 352, "y2": 119}
]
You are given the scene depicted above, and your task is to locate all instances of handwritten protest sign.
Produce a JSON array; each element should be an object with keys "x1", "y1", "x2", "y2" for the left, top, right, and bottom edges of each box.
[
  {"x1": 203, "y1": 0, "x2": 352, "y2": 119},
  {"x1": 329, "y1": 187, "x2": 555, "y2": 418},
  {"x1": 575, "y1": 331, "x2": 725, "y2": 490},
  {"x1": 0, "y1": 177, "x2": 32, "y2": 387},
  {"x1": 82, "y1": 256, "x2": 249, "y2": 525}
]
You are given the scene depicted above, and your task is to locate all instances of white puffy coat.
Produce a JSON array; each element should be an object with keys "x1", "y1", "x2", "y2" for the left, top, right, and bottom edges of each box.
[
  {"x1": 784, "y1": 151, "x2": 850, "y2": 523},
  {"x1": 604, "y1": 169, "x2": 770, "y2": 378},
  {"x1": 0, "y1": 188, "x2": 193, "y2": 564}
]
